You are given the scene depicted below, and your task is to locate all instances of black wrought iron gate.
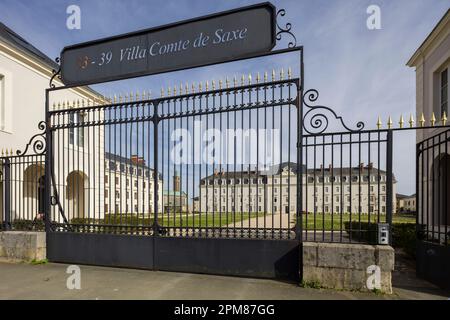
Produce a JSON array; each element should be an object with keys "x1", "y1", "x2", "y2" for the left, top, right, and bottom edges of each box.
[
  {"x1": 416, "y1": 128, "x2": 450, "y2": 289},
  {"x1": 44, "y1": 54, "x2": 304, "y2": 281}
]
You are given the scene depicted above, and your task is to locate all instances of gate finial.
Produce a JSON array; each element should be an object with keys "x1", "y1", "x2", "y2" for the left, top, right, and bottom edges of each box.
[
  {"x1": 409, "y1": 114, "x2": 415, "y2": 128},
  {"x1": 376, "y1": 117, "x2": 382, "y2": 129},
  {"x1": 256, "y1": 73, "x2": 260, "y2": 84},
  {"x1": 442, "y1": 111, "x2": 447, "y2": 126},
  {"x1": 280, "y1": 68, "x2": 284, "y2": 80},
  {"x1": 419, "y1": 113, "x2": 425, "y2": 127},
  {"x1": 264, "y1": 71, "x2": 268, "y2": 83},
  {"x1": 387, "y1": 116, "x2": 393, "y2": 129},
  {"x1": 431, "y1": 112, "x2": 436, "y2": 126},
  {"x1": 399, "y1": 115, "x2": 404, "y2": 128},
  {"x1": 288, "y1": 67, "x2": 292, "y2": 80}
]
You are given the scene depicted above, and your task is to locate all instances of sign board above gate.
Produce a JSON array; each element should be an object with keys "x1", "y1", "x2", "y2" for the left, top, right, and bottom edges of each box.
[{"x1": 60, "y1": 3, "x2": 276, "y2": 86}]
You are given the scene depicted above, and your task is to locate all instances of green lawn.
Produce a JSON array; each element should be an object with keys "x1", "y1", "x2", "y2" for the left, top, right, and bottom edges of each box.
[
  {"x1": 70, "y1": 212, "x2": 415, "y2": 231},
  {"x1": 301, "y1": 213, "x2": 415, "y2": 231},
  {"x1": 159, "y1": 212, "x2": 263, "y2": 228}
]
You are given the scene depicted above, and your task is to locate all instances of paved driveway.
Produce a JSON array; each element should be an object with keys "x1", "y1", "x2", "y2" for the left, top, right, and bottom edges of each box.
[{"x1": 0, "y1": 259, "x2": 448, "y2": 300}]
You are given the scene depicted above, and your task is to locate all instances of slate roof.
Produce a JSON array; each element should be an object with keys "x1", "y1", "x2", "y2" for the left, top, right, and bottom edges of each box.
[{"x1": 0, "y1": 22, "x2": 59, "y2": 70}]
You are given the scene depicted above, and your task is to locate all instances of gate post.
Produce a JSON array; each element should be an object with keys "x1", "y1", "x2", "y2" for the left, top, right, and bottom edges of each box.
[
  {"x1": 386, "y1": 130, "x2": 394, "y2": 244},
  {"x1": 3, "y1": 157, "x2": 11, "y2": 230},
  {"x1": 153, "y1": 101, "x2": 160, "y2": 237},
  {"x1": 44, "y1": 89, "x2": 51, "y2": 233}
]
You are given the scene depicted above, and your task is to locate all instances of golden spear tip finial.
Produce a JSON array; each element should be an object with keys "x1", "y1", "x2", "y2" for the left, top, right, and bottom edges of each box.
[
  {"x1": 280, "y1": 68, "x2": 284, "y2": 80},
  {"x1": 272, "y1": 69, "x2": 275, "y2": 81},
  {"x1": 248, "y1": 73, "x2": 252, "y2": 85},
  {"x1": 161, "y1": 88, "x2": 164, "y2": 97},
  {"x1": 192, "y1": 82, "x2": 196, "y2": 94},
  {"x1": 167, "y1": 86, "x2": 171, "y2": 96},
  {"x1": 376, "y1": 116, "x2": 382, "y2": 129},
  {"x1": 185, "y1": 83, "x2": 189, "y2": 94},
  {"x1": 399, "y1": 115, "x2": 404, "y2": 128},
  {"x1": 409, "y1": 114, "x2": 415, "y2": 128},
  {"x1": 241, "y1": 74, "x2": 245, "y2": 85},
  {"x1": 212, "y1": 79, "x2": 216, "y2": 90},
  {"x1": 173, "y1": 85, "x2": 177, "y2": 96},
  {"x1": 419, "y1": 113, "x2": 425, "y2": 127},
  {"x1": 264, "y1": 71, "x2": 268, "y2": 82},
  {"x1": 199, "y1": 82, "x2": 203, "y2": 92},
  {"x1": 256, "y1": 72, "x2": 261, "y2": 83},
  {"x1": 205, "y1": 80, "x2": 209, "y2": 91},
  {"x1": 288, "y1": 67, "x2": 292, "y2": 80},
  {"x1": 219, "y1": 79, "x2": 223, "y2": 90},
  {"x1": 431, "y1": 112, "x2": 436, "y2": 126},
  {"x1": 387, "y1": 116, "x2": 393, "y2": 129},
  {"x1": 226, "y1": 77, "x2": 230, "y2": 89},
  {"x1": 442, "y1": 111, "x2": 447, "y2": 126},
  {"x1": 233, "y1": 76, "x2": 237, "y2": 87}
]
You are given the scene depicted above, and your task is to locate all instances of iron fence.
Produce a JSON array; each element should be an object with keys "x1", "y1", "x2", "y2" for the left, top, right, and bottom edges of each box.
[
  {"x1": 417, "y1": 128, "x2": 450, "y2": 246},
  {"x1": 47, "y1": 74, "x2": 301, "y2": 240},
  {"x1": 0, "y1": 123, "x2": 46, "y2": 231}
]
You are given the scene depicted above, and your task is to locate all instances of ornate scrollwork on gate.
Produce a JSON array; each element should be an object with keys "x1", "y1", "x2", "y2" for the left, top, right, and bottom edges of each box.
[
  {"x1": 49, "y1": 57, "x2": 62, "y2": 89},
  {"x1": 16, "y1": 121, "x2": 47, "y2": 156},
  {"x1": 276, "y1": 9, "x2": 297, "y2": 48},
  {"x1": 303, "y1": 89, "x2": 365, "y2": 135}
]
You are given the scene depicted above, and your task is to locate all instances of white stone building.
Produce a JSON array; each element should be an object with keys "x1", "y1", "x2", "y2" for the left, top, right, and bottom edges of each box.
[
  {"x1": 407, "y1": 9, "x2": 450, "y2": 236},
  {"x1": 199, "y1": 162, "x2": 396, "y2": 216},
  {"x1": 104, "y1": 153, "x2": 163, "y2": 215},
  {"x1": 0, "y1": 22, "x2": 105, "y2": 225}
]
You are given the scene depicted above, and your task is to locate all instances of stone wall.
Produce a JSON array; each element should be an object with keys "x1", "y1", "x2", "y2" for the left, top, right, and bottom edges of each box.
[
  {"x1": 303, "y1": 242, "x2": 395, "y2": 293},
  {"x1": 0, "y1": 232, "x2": 46, "y2": 261}
]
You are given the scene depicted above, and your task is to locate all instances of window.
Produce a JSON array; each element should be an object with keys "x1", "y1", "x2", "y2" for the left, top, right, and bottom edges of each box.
[
  {"x1": 0, "y1": 74, "x2": 4, "y2": 130},
  {"x1": 69, "y1": 112, "x2": 85, "y2": 147},
  {"x1": 105, "y1": 175, "x2": 109, "y2": 184},
  {"x1": 441, "y1": 68, "x2": 448, "y2": 116}
]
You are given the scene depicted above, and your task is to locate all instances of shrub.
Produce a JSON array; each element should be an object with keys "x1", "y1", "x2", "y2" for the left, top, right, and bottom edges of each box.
[
  {"x1": 11, "y1": 219, "x2": 45, "y2": 231},
  {"x1": 345, "y1": 221, "x2": 417, "y2": 258}
]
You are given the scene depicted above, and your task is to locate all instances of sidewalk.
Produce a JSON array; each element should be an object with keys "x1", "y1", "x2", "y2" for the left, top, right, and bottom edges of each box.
[{"x1": 0, "y1": 260, "x2": 448, "y2": 300}]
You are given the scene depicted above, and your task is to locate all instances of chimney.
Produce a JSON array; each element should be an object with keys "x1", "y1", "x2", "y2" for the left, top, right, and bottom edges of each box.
[
  {"x1": 359, "y1": 162, "x2": 364, "y2": 170},
  {"x1": 131, "y1": 155, "x2": 139, "y2": 164},
  {"x1": 368, "y1": 162, "x2": 373, "y2": 170}
]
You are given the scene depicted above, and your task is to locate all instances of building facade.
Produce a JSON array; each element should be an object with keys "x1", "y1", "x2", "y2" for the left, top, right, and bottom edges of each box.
[
  {"x1": 407, "y1": 9, "x2": 450, "y2": 235},
  {"x1": 104, "y1": 153, "x2": 163, "y2": 215},
  {"x1": 199, "y1": 162, "x2": 396, "y2": 216},
  {"x1": 0, "y1": 22, "x2": 105, "y2": 225},
  {"x1": 397, "y1": 194, "x2": 417, "y2": 214}
]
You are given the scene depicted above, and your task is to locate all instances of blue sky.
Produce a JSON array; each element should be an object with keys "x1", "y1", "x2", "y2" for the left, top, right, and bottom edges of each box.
[{"x1": 0, "y1": 0, "x2": 449, "y2": 194}]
